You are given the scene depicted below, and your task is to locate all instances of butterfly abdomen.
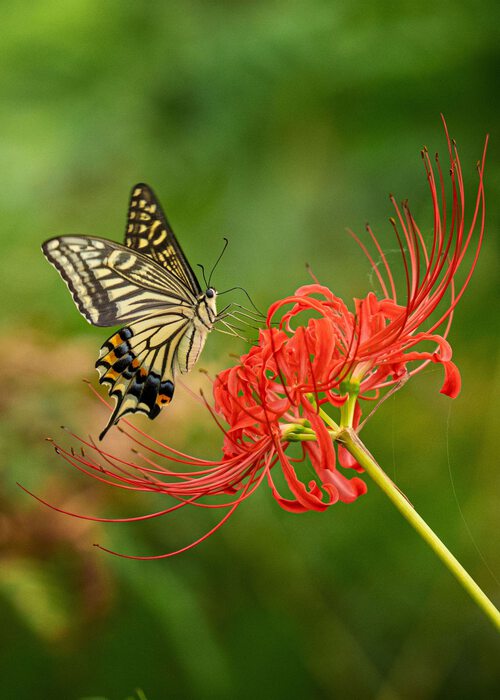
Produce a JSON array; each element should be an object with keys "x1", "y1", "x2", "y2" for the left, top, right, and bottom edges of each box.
[
  {"x1": 175, "y1": 292, "x2": 217, "y2": 373},
  {"x1": 177, "y1": 322, "x2": 209, "y2": 374}
]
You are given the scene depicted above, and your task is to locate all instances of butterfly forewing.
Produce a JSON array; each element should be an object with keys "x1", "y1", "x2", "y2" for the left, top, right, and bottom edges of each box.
[
  {"x1": 42, "y1": 236, "x2": 196, "y2": 326},
  {"x1": 125, "y1": 184, "x2": 202, "y2": 295}
]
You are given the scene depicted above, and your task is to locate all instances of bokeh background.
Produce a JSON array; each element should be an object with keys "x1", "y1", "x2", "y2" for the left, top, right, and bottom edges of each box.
[{"x1": 0, "y1": 1, "x2": 499, "y2": 698}]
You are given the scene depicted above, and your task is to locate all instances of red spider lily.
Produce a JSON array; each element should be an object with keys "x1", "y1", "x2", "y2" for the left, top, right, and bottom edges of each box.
[
  {"x1": 25, "y1": 120, "x2": 487, "y2": 559},
  {"x1": 215, "y1": 119, "x2": 487, "y2": 474},
  {"x1": 264, "y1": 123, "x2": 487, "y2": 406}
]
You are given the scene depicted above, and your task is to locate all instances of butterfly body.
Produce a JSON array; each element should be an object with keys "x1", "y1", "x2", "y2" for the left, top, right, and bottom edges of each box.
[{"x1": 42, "y1": 184, "x2": 217, "y2": 439}]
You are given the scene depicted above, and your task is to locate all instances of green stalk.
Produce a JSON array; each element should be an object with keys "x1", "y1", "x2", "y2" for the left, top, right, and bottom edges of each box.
[
  {"x1": 339, "y1": 427, "x2": 500, "y2": 631},
  {"x1": 340, "y1": 387, "x2": 359, "y2": 428}
]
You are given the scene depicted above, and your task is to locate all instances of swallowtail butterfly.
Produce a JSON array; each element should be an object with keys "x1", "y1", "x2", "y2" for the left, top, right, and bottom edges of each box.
[{"x1": 42, "y1": 184, "x2": 218, "y2": 439}]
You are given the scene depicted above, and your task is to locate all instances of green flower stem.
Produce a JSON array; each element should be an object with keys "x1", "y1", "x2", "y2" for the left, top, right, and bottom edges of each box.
[
  {"x1": 339, "y1": 427, "x2": 500, "y2": 631},
  {"x1": 341, "y1": 388, "x2": 359, "y2": 428}
]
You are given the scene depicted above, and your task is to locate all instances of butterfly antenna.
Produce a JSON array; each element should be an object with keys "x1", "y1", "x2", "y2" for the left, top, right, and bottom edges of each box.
[
  {"x1": 217, "y1": 286, "x2": 265, "y2": 317},
  {"x1": 197, "y1": 264, "x2": 209, "y2": 288},
  {"x1": 208, "y1": 237, "x2": 229, "y2": 287}
]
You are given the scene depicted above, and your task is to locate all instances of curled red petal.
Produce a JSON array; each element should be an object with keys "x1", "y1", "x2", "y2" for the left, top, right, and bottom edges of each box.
[
  {"x1": 266, "y1": 471, "x2": 311, "y2": 513},
  {"x1": 439, "y1": 360, "x2": 461, "y2": 398}
]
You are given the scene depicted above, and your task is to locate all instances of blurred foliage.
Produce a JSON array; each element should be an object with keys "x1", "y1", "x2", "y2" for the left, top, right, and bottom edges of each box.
[{"x1": 0, "y1": 1, "x2": 499, "y2": 698}]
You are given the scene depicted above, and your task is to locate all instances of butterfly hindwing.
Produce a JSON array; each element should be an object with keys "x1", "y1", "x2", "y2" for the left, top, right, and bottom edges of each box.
[
  {"x1": 125, "y1": 183, "x2": 202, "y2": 295},
  {"x1": 42, "y1": 236, "x2": 196, "y2": 326},
  {"x1": 96, "y1": 310, "x2": 204, "y2": 439}
]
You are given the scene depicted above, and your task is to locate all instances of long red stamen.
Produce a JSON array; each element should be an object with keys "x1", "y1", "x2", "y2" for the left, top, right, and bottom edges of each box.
[{"x1": 92, "y1": 458, "x2": 270, "y2": 560}]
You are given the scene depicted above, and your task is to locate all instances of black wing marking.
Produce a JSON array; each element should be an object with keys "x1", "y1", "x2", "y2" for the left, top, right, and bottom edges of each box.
[
  {"x1": 42, "y1": 235, "x2": 197, "y2": 326},
  {"x1": 125, "y1": 183, "x2": 202, "y2": 296}
]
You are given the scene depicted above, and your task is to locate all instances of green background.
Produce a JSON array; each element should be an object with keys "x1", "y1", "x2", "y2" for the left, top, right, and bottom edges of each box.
[{"x1": 0, "y1": 1, "x2": 498, "y2": 698}]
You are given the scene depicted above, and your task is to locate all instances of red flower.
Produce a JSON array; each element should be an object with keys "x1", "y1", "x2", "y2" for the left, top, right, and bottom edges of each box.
[
  {"x1": 213, "y1": 326, "x2": 368, "y2": 513},
  {"x1": 266, "y1": 122, "x2": 486, "y2": 405},
  {"x1": 26, "y1": 120, "x2": 487, "y2": 558}
]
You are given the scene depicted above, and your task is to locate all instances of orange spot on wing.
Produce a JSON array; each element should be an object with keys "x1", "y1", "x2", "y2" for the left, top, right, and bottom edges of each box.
[
  {"x1": 156, "y1": 394, "x2": 171, "y2": 407},
  {"x1": 105, "y1": 350, "x2": 118, "y2": 364}
]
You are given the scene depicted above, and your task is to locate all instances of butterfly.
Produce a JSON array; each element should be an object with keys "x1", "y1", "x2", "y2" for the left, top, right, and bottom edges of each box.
[{"x1": 42, "y1": 183, "x2": 218, "y2": 440}]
